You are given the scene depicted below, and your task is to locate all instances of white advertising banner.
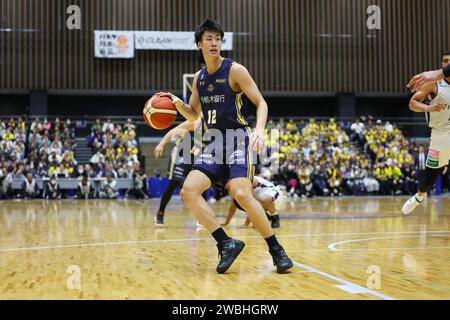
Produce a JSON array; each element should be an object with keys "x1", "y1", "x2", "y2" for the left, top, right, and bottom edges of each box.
[
  {"x1": 134, "y1": 31, "x2": 233, "y2": 51},
  {"x1": 94, "y1": 31, "x2": 135, "y2": 58}
]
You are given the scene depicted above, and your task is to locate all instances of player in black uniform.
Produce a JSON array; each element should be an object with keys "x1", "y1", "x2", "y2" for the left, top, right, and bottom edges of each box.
[{"x1": 154, "y1": 118, "x2": 202, "y2": 226}]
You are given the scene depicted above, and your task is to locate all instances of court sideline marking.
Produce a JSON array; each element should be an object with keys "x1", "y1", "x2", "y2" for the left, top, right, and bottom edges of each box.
[
  {"x1": 328, "y1": 234, "x2": 450, "y2": 251},
  {"x1": 291, "y1": 260, "x2": 395, "y2": 300},
  {"x1": 1, "y1": 230, "x2": 450, "y2": 253},
  {"x1": 6, "y1": 230, "x2": 444, "y2": 300}
]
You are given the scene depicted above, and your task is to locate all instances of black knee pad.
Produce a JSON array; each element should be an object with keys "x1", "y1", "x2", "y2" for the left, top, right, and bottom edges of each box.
[{"x1": 419, "y1": 167, "x2": 445, "y2": 193}]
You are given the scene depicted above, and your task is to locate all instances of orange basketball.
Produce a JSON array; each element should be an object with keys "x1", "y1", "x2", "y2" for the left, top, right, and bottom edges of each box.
[{"x1": 143, "y1": 95, "x2": 177, "y2": 130}]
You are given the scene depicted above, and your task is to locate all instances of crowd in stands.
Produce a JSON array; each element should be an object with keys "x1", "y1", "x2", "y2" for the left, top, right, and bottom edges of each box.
[
  {"x1": 2, "y1": 115, "x2": 449, "y2": 200},
  {"x1": 0, "y1": 117, "x2": 147, "y2": 200},
  {"x1": 266, "y1": 116, "x2": 449, "y2": 198}
]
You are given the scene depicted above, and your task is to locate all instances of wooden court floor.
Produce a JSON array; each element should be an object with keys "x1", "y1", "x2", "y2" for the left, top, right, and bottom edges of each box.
[{"x1": 1, "y1": 195, "x2": 450, "y2": 300}]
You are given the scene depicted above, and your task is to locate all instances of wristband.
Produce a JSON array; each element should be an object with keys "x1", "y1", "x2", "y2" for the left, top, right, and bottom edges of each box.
[
  {"x1": 443, "y1": 65, "x2": 450, "y2": 78},
  {"x1": 173, "y1": 98, "x2": 183, "y2": 108}
]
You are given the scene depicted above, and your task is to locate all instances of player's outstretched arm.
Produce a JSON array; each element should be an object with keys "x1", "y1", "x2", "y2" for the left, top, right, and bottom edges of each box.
[
  {"x1": 230, "y1": 64, "x2": 268, "y2": 154},
  {"x1": 156, "y1": 72, "x2": 202, "y2": 122},
  {"x1": 221, "y1": 200, "x2": 238, "y2": 226},
  {"x1": 154, "y1": 120, "x2": 197, "y2": 158},
  {"x1": 408, "y1": 82, "x2": 443, "y2": 113},
  {"x1": 407, "y1": 65, "x2": 450, "y2": 92}
]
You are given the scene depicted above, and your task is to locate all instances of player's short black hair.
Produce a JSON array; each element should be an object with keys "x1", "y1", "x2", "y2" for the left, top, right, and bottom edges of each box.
[{"x1": 194, "y1": 19, "x2": 224, "y2": 44}]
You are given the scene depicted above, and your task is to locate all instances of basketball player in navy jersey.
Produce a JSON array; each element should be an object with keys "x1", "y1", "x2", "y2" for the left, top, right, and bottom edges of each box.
[{"x1": 157, "y1": 19, "x2": 293, "y2": 274}]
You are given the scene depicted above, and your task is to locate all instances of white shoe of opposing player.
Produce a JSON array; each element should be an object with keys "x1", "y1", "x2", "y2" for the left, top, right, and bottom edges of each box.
[{"x1": 402, "y1": 195, "x2": 425, "y2": 215}]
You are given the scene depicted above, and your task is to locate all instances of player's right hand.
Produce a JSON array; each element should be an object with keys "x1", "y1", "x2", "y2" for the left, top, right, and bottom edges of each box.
[
  {"x1": 154, "y1": 143, "x2": 165, "y2": 158},
  {"x1": 407, "y1": 70, "x2": 443, "y2": 92},
  {"x1": 426, "y1": 103, "x2": 444, "y2": 112},
  {"x1": 155, "y1": 91, "x2": 178, "y2": 102}
]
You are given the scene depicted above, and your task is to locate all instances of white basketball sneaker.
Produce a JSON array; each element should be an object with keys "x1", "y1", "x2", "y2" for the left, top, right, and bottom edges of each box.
[{"x1": 402, "y1": 194, "x2": 425, "y2": 215}]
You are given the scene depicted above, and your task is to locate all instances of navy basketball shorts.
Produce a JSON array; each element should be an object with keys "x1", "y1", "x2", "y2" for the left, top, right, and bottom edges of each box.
[
  {"x1": 192, "y1": 128, "x2": 255, "y2": 184},
  {"x1": 167, "y1": 149, "x2": 193, "y2": 182}
]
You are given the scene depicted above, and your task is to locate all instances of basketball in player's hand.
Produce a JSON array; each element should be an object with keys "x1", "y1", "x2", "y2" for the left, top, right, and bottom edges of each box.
[{"x1": 143, "y1": 95, "x2": 177, "y2": 130}]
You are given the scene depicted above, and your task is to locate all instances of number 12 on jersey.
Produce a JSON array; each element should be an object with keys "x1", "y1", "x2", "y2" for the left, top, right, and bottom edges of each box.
[{"x1": 207, "y1": 110, "x2": 217, "y2": 124}]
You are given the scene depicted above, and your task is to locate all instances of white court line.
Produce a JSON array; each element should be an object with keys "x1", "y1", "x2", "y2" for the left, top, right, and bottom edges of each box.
[
  {"x1": 328, "y1": 234, "x2": 450, "y2": 251},
  {"x1": 289, "y1": 246, "x2": 450, "y2": 253},
  {"x1": 1, "y1": 230, "x2": 450, "y2": 253},
  {"x1": 292, "y1": 260, "x2": 396, "y2": 300}
]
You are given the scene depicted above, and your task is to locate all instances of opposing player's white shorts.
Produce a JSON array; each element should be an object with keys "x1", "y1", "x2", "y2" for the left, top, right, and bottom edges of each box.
[
  {"x1": 255, "y1": 186, "x2": 285, "y2": 211},
  {"x1": 427, "y1": 128, "x2": 450, "y2": 169},
  {"x1": 255, "y1": 186, "x2": 279, "y2": 200}
]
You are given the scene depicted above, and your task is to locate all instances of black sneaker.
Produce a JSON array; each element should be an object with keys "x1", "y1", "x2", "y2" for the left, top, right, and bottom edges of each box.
[
  {"x1": 155, "y1": 211, "x2": 164, "y2": 227},
  {"x1": 216, "y1": 239, "x2": 245, "y2": 274},
  {"x1": 269, "y1": 246, "x2": 293, "y2": 273},
  {"x1": 271, "y1": 215, "x2": 280, "y2": 228}
]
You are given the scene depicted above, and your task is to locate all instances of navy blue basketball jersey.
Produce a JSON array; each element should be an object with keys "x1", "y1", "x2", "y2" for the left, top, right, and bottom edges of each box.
[{"x1": 196, "y1": 58, "x2": 252, "y2": 130}]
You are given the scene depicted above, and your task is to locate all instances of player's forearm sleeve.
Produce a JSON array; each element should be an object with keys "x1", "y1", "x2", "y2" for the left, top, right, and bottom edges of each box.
[{"x1": 443, "y1": 65, "x2": 450, "y2": 78}]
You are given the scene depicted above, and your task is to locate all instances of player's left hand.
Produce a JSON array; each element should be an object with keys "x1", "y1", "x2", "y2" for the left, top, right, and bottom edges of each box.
[
  {"x1": 154, "y1": 143, "x2": 165, "y2": 158},
  {"x1": 249, "y1": 128, "x2": 264, "y2": 154}
]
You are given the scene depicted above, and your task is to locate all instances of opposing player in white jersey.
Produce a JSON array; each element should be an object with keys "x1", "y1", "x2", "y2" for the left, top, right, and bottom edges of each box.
[
  {"x1": 403, "y1": 52, "x2": 450, "y2": 215},
  {"x1": 222, "y1": 174, "x2": 284, "y2": 228}
]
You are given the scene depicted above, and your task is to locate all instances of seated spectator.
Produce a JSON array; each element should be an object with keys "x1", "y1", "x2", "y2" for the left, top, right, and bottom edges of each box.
[
  {"x1": 284, "y1": 163, "x2": 299, "y2": 197},
  {"x1": 102, "y1": 119, "x2": 115, "y2": 133},
  {"x1": 83, "y1": 164, "x2": 96, "y2": 178},
  {"x1": 105, "y1": 161, "x2": 118, "y2": 179},
  {"x1": 100, "y1": 174, "x2": 118, "y2": 199},
  {"x1": 375, "y1": 162, "x2": 391, "y2": 195},
  {"x1": 94, "y1": 161, "x2": 106, "y2": 177},
  {"x1": 350, "y1": 117, "x2": 365, "y2": 146},
  {"x1": 43, "y1": 118, "x2": 52, "y2": 131},
  {"x1": 88, "y1": 131, "x2": 103, "y2": 150},
  {"x1": 22, "y1": 172, "x2": 40, "y2": 199},
  {"x1": 52, "y1": 163, "x2": 72, "y2": 178},
  {"x1": 90, "y1": 150, "x2": 105, "y2": 166},
  {"x1": 390, "y1": 160, "x2": 404, "y2": 195},
  {"x1": 126, "y1": 163, "x2": 148, "y2": 199},
  {"x1": 14, "y1": 163, "x2": 26, "y2": 181},
  {"x1": 1, "y1": 167, "x2": 14, "y2": 199},
  {"x1": 44, "y1": 175, "x2": 61, "y2": 200},
  {"x1": 53, "y1": 117, "x2": 62, "y2": 132},
  {"x1": 311, "y1": 165, "x2": 330, "y2": 196},
  {"x1": 50, "y1": 135, "x2": 63, "y2": 155},
  {"x1": 37, "y1": 160, "x2": 49, "y2": 178},
  {"x1": 117, "y1": 163, "x2": 129, "y2": 178},
  {"x1": 48, "y1": 151, "x2": 62, "y2": 168},
  {"x1": 90, "y1": 119, "x2": 102, "y2": 134},
  {"x1": 77, "y1": 175, "x2": 94, "y2": 199},
  {"x1": 286, "y1": 119, "x2": 298, "y2": 132},
  {"x1": 363, "y1": 169, "x2": 380, "y2": 195},
  {"x1": 73, "y1": 164, "x2": 85, "y2": 178},
  {"x1": 39, "y1": 141, "x2": 51, "y2": 158},
  {"x1": 402, "y1": 161, "x2": 418, "y2": 195},
  {"x1": 297, "y1": 165, "x2": 314, "y2": 198}
]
